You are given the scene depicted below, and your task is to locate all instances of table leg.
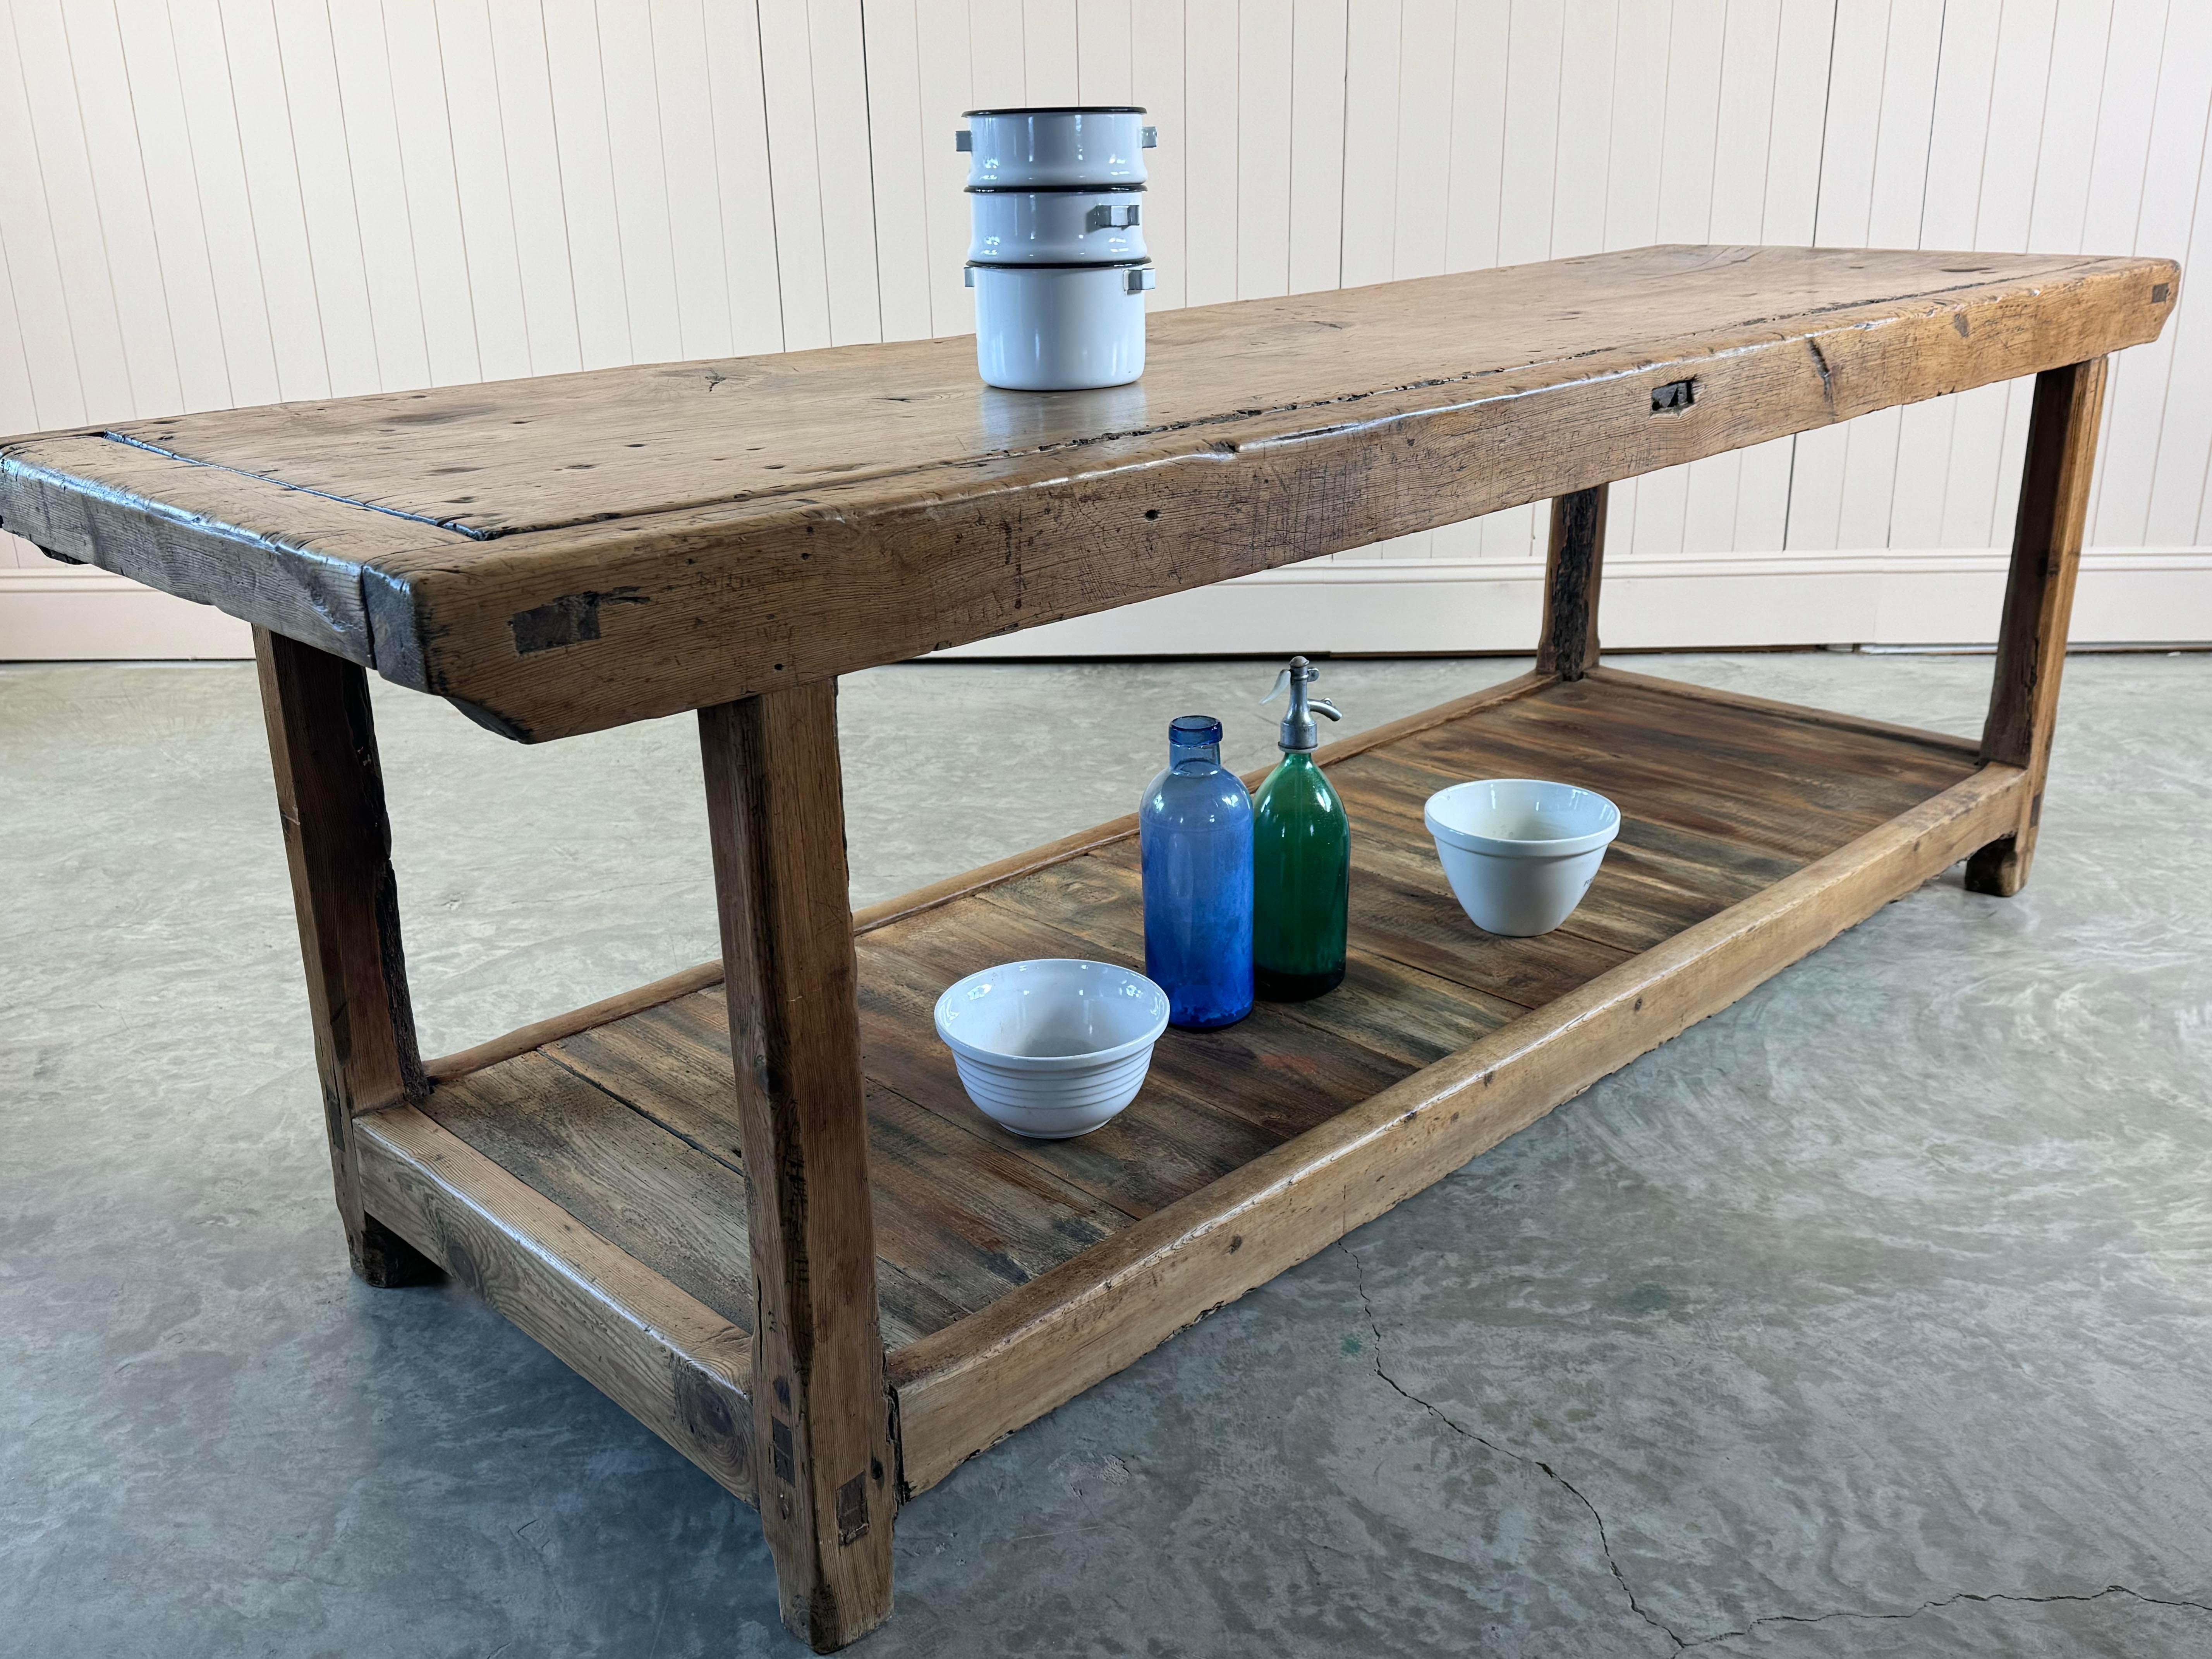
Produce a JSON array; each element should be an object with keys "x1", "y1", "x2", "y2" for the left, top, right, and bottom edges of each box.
[
  {"x1": 253, "y1": 627, "x2": 437, "y2": 1286},
  {"x1": 699, "y1": 681, "x2": 895, "y2": 1652},
  {"x1": 1538, "y1": 484, "x2": 1609, "y2": 680},
  {"x1": 1968, "y1": 356, "x2": 2109, "y2": 896}
]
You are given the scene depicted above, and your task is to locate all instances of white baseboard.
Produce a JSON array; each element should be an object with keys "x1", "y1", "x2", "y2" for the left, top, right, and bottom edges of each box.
[
  {"x1": 5, "y1": 548, "x2": 2209, "y2": 665},
  {"x1": 934, "y1": 548, "x2": 2212, "y2": 656},
  {"x1": 0, "y1": 565, "x2": 254, "y2": 659}
]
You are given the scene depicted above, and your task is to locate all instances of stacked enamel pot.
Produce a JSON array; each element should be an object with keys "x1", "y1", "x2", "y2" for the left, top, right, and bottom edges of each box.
[{"x1": 959, "y1": 106, "x2": 1159, "y2": 391}]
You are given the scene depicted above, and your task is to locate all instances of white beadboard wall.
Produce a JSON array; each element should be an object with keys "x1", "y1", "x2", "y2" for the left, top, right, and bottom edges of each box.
[{"x1": 3, "y1": 0, "x2": 2210, "y2": 661}]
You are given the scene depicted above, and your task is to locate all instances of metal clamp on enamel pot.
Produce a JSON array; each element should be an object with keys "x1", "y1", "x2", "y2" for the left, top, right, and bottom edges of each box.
[{"x1": 959, "y1": 105, "x2": 1161, "y2": 392}]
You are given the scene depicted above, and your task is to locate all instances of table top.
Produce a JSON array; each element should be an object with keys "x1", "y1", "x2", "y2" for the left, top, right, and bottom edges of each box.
[{"x1": 0, "y1": 244, "x2": 2175, "y2": 741}]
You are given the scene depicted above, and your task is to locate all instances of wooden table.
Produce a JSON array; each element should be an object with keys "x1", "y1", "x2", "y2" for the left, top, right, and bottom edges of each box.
[{"x1": 2, "y1": 245, "x2": 2176, "y2": 1650}]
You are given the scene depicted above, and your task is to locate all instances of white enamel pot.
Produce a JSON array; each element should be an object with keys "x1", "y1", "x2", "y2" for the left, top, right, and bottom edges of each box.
[
  {"x1": 967, "y1": 187, "x2": 1147, "y2": 264},
  {"x1": 956, "y1": 106, "x2": 1157, "y2": 188},
  {"x1": 966, "y1": 261, "x2": 1156, "y2": 391},
  {"x1": 1423, "y1": 778, "x2": 1621, "y2": 937}
]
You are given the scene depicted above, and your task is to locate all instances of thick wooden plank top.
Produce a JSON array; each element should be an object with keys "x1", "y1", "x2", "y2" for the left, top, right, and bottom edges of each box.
[{"x1": 1, "y1": 245, "x2": 2175, "y2": 739}]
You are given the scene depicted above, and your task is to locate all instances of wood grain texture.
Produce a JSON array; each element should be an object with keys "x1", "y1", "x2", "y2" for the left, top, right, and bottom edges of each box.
[
  {"x1": 1538, "y1": 484, "x2": 1607, "y2": 678},
  {"x1": 1969, "y1": 357, "x2": 2110, "y2": 896},
  {"x1": 422, "y1": 1049, "x2": 757, "y2": 1331},
  {"x1": 2, "y1": 248, "x2": 2175, "y2": 739},
  {"x1": 254, "y1": 626, "x2": 434, "y2": 1285},
  {"x1": 354, "y1": 1104, "x2": 757, "y2": 1503},
  {"x1": 887, "y1": 761, "x2": 2030, "y2": 1496},
  {"x1": 1586, "y1": 664, "x2": 1984, "y2": 760},
  {"x1": 699, "y1": 683, "x2": 894, "y2": 1650}
]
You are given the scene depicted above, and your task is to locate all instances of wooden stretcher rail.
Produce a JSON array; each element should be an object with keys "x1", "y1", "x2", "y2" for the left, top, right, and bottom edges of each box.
[{"x1": 356, "y1": 1104, "x2": 759, "y2": 1504}]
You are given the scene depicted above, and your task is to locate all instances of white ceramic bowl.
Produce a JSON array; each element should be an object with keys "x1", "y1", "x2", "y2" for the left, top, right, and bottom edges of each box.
[
  {"x1": 1423, "y1": 779, "x2": 1621, "y2": 937},
  {"x1": 965, "y1": 261, "x2": 1155, "y2": 390},
  {"x1": 957, "y1": 106, "x2": 1156, "y2": 188},
  {"x1": 967, "y1": 187, "x2": 1148, "y2": 264},
  {"x1": 933, "y1": 958, "x2": 1170, "y2": 1139}
]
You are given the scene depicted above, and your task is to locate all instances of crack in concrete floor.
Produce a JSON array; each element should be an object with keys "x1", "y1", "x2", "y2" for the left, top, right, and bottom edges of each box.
[{"x1": 1341, "y1": 1234, "x2": 2212, "y2": 1653}]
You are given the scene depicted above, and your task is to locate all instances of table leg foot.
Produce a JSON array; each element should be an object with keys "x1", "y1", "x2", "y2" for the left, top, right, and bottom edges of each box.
[
  {"x1": 1963, "y1": 833, "x2": 2029, "y2": 897},
  {"x1": 352, "y1": 1212, "x2": 442, "y2": 1288}
]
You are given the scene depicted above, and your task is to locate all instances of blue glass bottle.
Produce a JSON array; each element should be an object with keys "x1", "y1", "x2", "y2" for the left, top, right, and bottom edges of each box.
[{"x1": 1139, "y1": 716, "x2": 1254, "y2": 1029}]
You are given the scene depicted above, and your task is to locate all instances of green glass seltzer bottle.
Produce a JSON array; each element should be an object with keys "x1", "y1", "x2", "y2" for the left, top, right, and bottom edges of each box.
[{"x1": 1253, "y1": 657, "x2": 1349, "y2": 1001}]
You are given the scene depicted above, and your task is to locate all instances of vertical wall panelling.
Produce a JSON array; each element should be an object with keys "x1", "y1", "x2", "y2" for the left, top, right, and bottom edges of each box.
[
  {"x1": 2075, "y1": 1, "x2": 2162, "y2": 543},
  {"x1": 860, "y1": 0, "x2": 936, "y2": 342},
  {"x1": 11, "y1": 0, "x2": 138, "y2": 419},
  {"x1": 1682, "y1": 0, "x2": 1781, "y2": 557},
  {"x1": 1077, "y1": 0, "x2": 1133, "y2": 101},
  {"x1": 911, "y1": 0, "x2": 975, "y2": 338},
  {"x1": 805, "y1": 0, "x2": 888, "y2": 345},
  {"x1": 1831, "y1": 0, "x2": 1942, "y2": 558},
  {"x1": 0, "y1": 8, "x2": 82, "y2": 426},
  {"x1": 1441, "y1": 0, "x2": 1509, "y2": 278},
  {"x1": 1631, "y1": 0, "x2": 1727, "y2": 560},
  {"x1": 1237, "y1": 0, "x2": 1293, "y2": 300},
  {"x1": 1548, "y1": 0, "x2": 1616, "y2": 263},
  {"x1": 61, "y1": 0, "x2": 191, "y2": 412},
  {"x1": 5, "y1": 0, "x2": 2211, "y2": 660},
  {"x1": 1784, "y1": 0, "x2": 1886, "y2": 557},
  {"x1": 1181, "y1": 0, "x2": 1236, "y2": 304},
  {"x1": 109, "y1": 0, "x2": 232, "y2": 413},
  {"x1": 1890, "y1": 0, "x2": 2001, "y2": 554},
  {"x1": 1336, "y1": 0, "x2": 1398, "y2": 290},
  {"x1": 2099, "y1": 4, "x2": 2208, "y2": 548},
  {"x1": 1390, "y1": 0, "x2": 1458, "y2": 282},
  {"x1": 380, "y1": 0, "x2": 484, "y2": 385},
  {"x1": 1024, "y1": 0, "x2": 1079, "y2": 99},
  {"x1": 1285, "y1": 0, "x2": 1346, "y2": 295},
  {"x1": 1495, "y1": 0, "x2": 1564, "y2": 266},
  {"x1": 325, "y1": 2, "x2": 433, "y2": 392},
  {"x1": 484, "y1": 3, "x2": 586, "y2": 375},
  {"x1": 1128, "y1": 0, "x2": 1186, "y2": 311},
  {"x1": 440, "y1": 0, "x2": 539, "y2": 380},
  {"x1": 268, "y1": 0, "x2": 382, "y2": 395},
  {"x1": 596, "y1": 2, "x2": 684, "y2": 363},
  {"x1": 969, "y1": 0, "x2": 1027, "y2": 101},
  {"x1": 651, "y1": 0, "x2": 740, "y2": 359},
  {"x1": 2142, "y1": 19, "x2": 2212, "y2": 548},
  {"x1": 756, "y1": 0, "x2": 836, "y2": 348},
  {"x1": 1940, "y1": 0, "x2": 2057, "y2": 552}
]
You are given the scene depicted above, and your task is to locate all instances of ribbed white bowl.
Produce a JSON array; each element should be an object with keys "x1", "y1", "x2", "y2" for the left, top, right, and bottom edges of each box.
[{"x1": 933, "y1": 958, "x2": 1169, "y2": 1139}]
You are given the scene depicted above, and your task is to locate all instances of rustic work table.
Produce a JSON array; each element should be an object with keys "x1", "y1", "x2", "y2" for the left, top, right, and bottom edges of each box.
[{"x1": 1, "y1": 245, "x2": 2176, "y2": 1650}]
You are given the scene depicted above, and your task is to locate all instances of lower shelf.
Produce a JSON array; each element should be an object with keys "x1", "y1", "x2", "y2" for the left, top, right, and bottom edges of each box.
[{"x1": 358, "y1": 666, "x2": 2023, "y2": 1505}]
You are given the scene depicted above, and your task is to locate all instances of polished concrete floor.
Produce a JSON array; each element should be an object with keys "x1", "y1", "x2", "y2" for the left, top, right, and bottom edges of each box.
[{"x1": 3, "y1": 650, "x2": 2210, "y2": 1658}]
